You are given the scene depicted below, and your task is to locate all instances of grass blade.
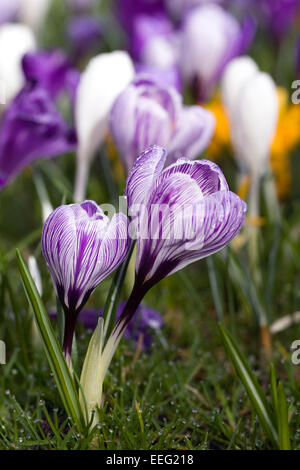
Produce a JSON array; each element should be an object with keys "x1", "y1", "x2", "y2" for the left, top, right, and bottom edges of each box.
[
  {"x1": 218, "y1": 323, "x2": 278, "y2": 448},
  {"x1": 277, "y1": 382, "x2": 291, "y2": 450},
  {"x1": 16, "y1": 249, "x2": 84, "y2": 432}
]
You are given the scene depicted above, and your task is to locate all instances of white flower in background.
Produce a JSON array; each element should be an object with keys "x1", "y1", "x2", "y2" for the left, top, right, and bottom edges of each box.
[
  {"x1": 18, "y1": 0, "x2": 51, "y2": 32},
  {"x1": 74, "y1": 51, "x2": 135, "y2": 202},
  {"x1": 0, "y1": 23, "x2": 36, "y2": 103},
  {"x1": 221, "y1": 56, "x2": 278, "y2": 176},
  {"x1": 28, "y1": 255, "x2": 42, "y2": 296}
]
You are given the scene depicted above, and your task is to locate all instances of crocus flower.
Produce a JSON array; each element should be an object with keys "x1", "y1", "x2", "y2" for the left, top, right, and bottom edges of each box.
[
  {"x1": 0, "y1": 23, "x2": 36, "y2": 104},
  {"x1": 41, "y1": 200, "x2": 130, "y2": 364},
  {"x1": 18, "y1": 0, "x2": 51, "y2": 32},
  {"x1": 119, "y1": 145, "x2": 246, "y2": 332},
  {"x1": 110, "y1": 77, "x2": 215, "y2": 171},
  {"x1": 70, "y1": 304, "x2": 163, "y2": 349},
  {"x1": 116, "y1": 0, "x2": 166, "y2": 33},
  {"x1": 165, "y1": 0, "x2": 223, "y2": 18},
  {"x1": 129, "y1": 13, "x2": 178, "y2": 69},
  {"x1": 0, "y1": 83, "x2": 77, "y2": 189},
  {"x1": 74, "y1": 51, "x2": 135, "y2": 202},
  {"x1": 66, "y1": 16, "x2": 102, "y2": 61},
  {"x1": 22, "y1": 50, "x2": 80, "y2": 102},
  {"x1": 98, "y1": 145, "x2": 246, "y2": 389},
  {"x1": 221, "y1": 56, "x2": 278, "y2": 178},
  {"x1": 179, "y1": 4, "x2": 255, "y2": 100},
  {"x1": 117, "y1": 303, "x2": 163, "y2": 350},
  {"x1": 0, "y1": 0, "x2": 20, "y2": 24},
  {"x1": 260, "y1": 0, "x2": 300, "y2": 41}
]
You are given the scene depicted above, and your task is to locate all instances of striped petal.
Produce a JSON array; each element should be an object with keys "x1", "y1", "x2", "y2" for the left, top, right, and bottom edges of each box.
[{"x1": 42, "y1": 200, "x2": 130, "y2": 313}]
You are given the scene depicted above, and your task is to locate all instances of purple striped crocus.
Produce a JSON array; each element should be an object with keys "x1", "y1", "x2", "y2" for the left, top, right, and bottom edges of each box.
[
  {"x1": 41, "y1": 200, "x2": 130, "y2": 364},
  {"x1": 0, "y1": 83, "x2": 77, "y2": 190},
  {"x1": 109, "y1": 77, "x2": 215, "y2": 171},
  {"x1": 116, "y1": 145, "x2": 246, "y2": 334}
]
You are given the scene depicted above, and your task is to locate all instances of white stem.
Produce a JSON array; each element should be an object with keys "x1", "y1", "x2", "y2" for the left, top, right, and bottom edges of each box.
[
  {"x1": 248, "y1": 172, "x2": 260, "y2": 269},
  {"x1": 74, "y1": 154, "x2": 90, "y2": 203}
]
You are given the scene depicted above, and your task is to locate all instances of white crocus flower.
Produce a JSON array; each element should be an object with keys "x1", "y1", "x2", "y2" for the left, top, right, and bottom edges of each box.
[
  {"x1": 74, "y1": 51, "x2": 135, "y2": 202},
  {"x1": 28, "y1": 255, "x2": 42, "y2": 297},
  {"x1": 222, "y1": 57, "x2": 278, "y2": 177},
  {"x1": 19, "y1": 0, "x2": 51, "y2": 33},
  {"x1": 0, "y1": 23, "x2": 36, "y2": 104}
]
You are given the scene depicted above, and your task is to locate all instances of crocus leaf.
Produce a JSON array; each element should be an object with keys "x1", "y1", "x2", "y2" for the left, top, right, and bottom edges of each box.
[
  {"x1": 277, "y1": 381, "x2": 291, "y2": 450},
  {"x1": 270, "y1": 363, "x2": 278, "y2": 425},
  {"x1": 218, "y1": 323, "x2": 278, "y2": 448},
  {"x1": 16, "y1": 249, "x2": 84, "y2": 432}
]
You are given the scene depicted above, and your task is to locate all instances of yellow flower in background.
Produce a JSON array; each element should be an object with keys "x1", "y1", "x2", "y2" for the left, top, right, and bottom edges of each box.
[
  {"x1": 271, "y1": 88, "x2": 300, "y2": 200},
  {"x1": 204, "y1": 88, "x2": 300, "y2": 200}
]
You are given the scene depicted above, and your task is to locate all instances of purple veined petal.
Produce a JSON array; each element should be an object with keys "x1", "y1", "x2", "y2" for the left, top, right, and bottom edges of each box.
[
  {"x1": 158, "y1": 158, "x2": 229, "y2": 195},
  {"x1": 0, "y1": 83, "x2": 77, "y2": 190},
  {"x1": 167, "y1": 105, "x2": 215, "y2": 163},
  {"x1": 134, "y1": 171, "x2": 205, "y2": 280},
  {"x1": 110, "y1": 77, "x2": 182, "y2": 170},
  {"x1": 125, "y1": 145, "x2": 167, "y2": 208},
  {"x1": 135, "y1": 64, "x2": 182, "y2": 92},
  {"x1": 110, "y1": 83, "x2": 175, "y2": 170},
  {"x1": 136, "y1": 187, "x2": 246, "y2": 284}
]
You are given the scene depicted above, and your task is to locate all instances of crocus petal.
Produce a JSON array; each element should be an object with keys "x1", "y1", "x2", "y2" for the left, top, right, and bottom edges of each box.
[
  {"x1": 110, "y1": 77, "x2": 214, "y2": 171},
  {"x1": 167, "y1": 106, "x2": 216, "y2": 163},
  {"x1": 0, "y1": 23, "x2": 36, "y2": 103},
  {"x1": 75, "y1": 51, "x2": 135, "y2": 165},
  {"x1": 22, "y1": 50, "x2": 80, "y2": 101},
  {"x1": 42, "y1": 201, "x2": 130, "y2": 313},
  {"x1": 232, "y1": 72, "x2": 279, "y2": 175},
  {"x1": 110, "y1": 78, "x2": 180, "y2": 170},
  {"x1": 221, "y1": 56, "x2": 259, "y2": 119},
  {"x1": 158, "y1": 158, "x2": 229, "y2": 195},
  {"x1": 125, "y1": 145, "x2": 167, "y2": 208},
  {"x1": 74, "y1": 51, "x2": 135, "y2": 202},
  {"x1": 0, "y1": 83, "x2": 77, "y2": 189},
  {"x1": 180, "y1": 4, "x2": 254, "y2": 100}
]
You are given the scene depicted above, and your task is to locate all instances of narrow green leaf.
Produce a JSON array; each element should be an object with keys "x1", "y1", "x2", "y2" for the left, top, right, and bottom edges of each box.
[
  {"x1": 277, "y1": 382, "x2": 291, "y2": 450},
  {"x1": 270, "y1": 363, "x2": 278, "y2": 423},
  {"x1": 16, "y1": 249, "x2": 84, "y2": 432},
  {"x1": 218, "y1": 323, "x2": 278, "y2": 448}
]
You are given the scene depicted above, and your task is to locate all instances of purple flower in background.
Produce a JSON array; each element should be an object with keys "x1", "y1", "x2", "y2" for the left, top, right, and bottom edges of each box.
[
  {"x1": 0, "y1": 0, "x2": 19, "y2": 24},
  {"x1": 297, "y1": 37, "x2": 300, "y2": 76},
  {"x1": 75, "y1": 304, "x2": 164, "y2": 349},
  {"x1": 117, "y1": 303, "x2": 163, "y2": 349},
  {"x1": 135, "y1": 64, "x2": 182, "y2": 92},
  {"x1": 110, "y1": 77, "x2": 215, "y2": 171},
  {"x1": 116, "y1": 0, "x2": 166, "y2": 32},
  {"x1": 66, "y1": 16, "x2": 102, "y2": 61},
  {"x1": 0, "y1": 83, "x2": 77, "y2": 190},
  {"x1": 129, "y1": 13, "x2": 178, "y2": 69},
  {"x1": 115, "y1": 145, "x2": 246, "y2": 334},
  {"x1": 260, "y1": 0, "x2": 300, "y2": 40},
  {"x1": 180, "y1": 4, "x2": 255, "y2": 100},
  {"x1": 22, "y1": 50, "x2": 80, "y2": 103},
  {"x1": 41, "y1": 200, "x2": 130, "y2": 363}
]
